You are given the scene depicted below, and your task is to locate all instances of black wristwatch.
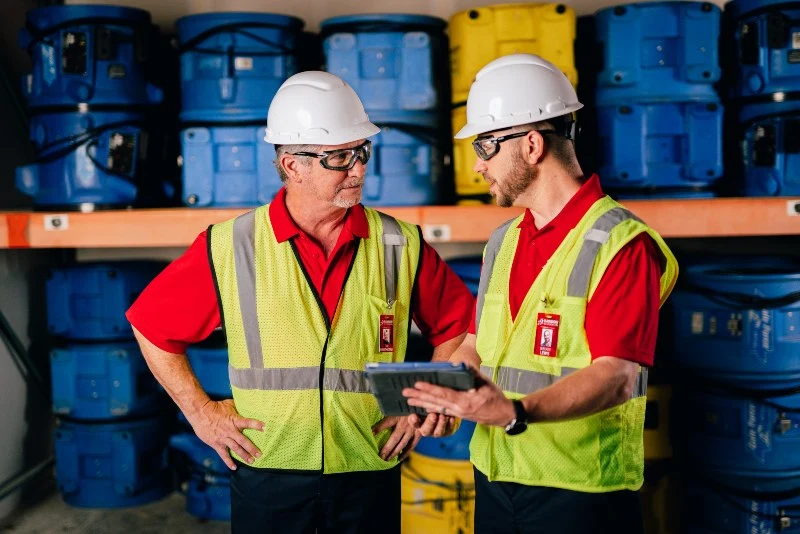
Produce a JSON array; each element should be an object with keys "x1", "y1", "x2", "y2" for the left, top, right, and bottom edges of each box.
[{"x1": 504, "y1": 399, "x2": 528, "y2": 436}]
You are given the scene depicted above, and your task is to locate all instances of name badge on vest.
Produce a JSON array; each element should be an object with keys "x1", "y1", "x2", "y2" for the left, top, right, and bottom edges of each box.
[
  {"x1": 535, "y1": 313, "x2": 560, "y2": 357},
  {"x1": 379, "y1": 314, "x2": 394, "y2": 353}
]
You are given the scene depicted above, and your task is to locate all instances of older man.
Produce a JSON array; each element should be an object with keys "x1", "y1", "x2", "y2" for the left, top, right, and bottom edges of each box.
[{"x1": 127, "y1": 71, "x2": 472, "y2": 533}]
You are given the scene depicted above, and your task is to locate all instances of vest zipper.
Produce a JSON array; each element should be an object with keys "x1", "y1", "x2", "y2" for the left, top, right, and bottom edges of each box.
[{"x1": 289, "y1": 238, "x2": 361, "y2": 474}]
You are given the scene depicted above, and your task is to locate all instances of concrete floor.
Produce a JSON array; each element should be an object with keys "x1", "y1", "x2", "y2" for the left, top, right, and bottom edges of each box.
[{"x1": 0, "y1": 492, "x2": 229, "y2": 534}]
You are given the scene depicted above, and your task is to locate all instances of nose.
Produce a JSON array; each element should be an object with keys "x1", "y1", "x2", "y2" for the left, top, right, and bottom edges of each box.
[
  {"x1": 473, "y1": 156, "x2": 488, "y2": 175},
  {"x1": 349, "y1": 158, "x2": 367, "y2": 177}
]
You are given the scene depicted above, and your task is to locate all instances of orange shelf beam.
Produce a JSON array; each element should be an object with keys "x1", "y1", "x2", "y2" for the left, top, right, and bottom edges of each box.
[{"x1": 0, "y1": 198, "x2": 799, "y2": 248}]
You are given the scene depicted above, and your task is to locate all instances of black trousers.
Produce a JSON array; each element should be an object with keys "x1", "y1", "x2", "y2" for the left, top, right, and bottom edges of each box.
[
  {"x1": 474, "y1": 467, "x2": 645, "y2": 534},
  {"x1": 230, "y1": 462, "x2": 400, "y2": 534}
]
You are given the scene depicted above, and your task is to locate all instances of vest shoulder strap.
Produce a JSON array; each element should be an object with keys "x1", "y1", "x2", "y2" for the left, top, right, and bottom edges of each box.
[{"x1": 475, "y1": 217, "x2": 518, "y2": 335}]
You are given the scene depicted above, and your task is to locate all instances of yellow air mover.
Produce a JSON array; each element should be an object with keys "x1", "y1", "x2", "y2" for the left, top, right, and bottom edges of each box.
[
  {"x1": 450, "y1": 3, "x2": 577, "y2": 201},
  {"x1": 449, "y1": 3, "x2": 578, "y2": 104},
  {"x1": 401, "y1": 452, "x2": 475, "y2": 534},
  {"x1": 644, "y1": 385, "x2": 672, "y2": 460}
]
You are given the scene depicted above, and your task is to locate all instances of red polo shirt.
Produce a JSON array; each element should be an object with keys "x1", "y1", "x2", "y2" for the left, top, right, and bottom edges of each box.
[
  {"x1": 127, "y1": 188, "x2": 474, "y2": 354},
  {"x1": 468, "y1": 175, "x2": 663, "y2": 366}
]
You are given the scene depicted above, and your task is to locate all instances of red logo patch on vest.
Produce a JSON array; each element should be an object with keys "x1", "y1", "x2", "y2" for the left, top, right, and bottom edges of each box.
[{"x1": 534, "y1": 313, "x2": 560, "y2": 357}]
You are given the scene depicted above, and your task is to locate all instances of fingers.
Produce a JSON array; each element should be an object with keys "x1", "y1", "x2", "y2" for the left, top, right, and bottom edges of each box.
[
  {"x1": 417, "y1": 413, "x2": 439, "y2": 437},
  {"x1": 432, "y1": 412, "x2": 448, "y2": 438},
  {"x1": 380, "y1": 424, "x2": 414, "y2": 461},
  {"x1": 408, "y1": 413, "x2": 422, "y2": 429},
  {"x1": 398, "y1": 432, "x2": 421, "y2": 462},
  {"x1": 223, "y1": 436, "x2": 257, "y2": 465},
  {"x1": 213, "y1": 445, "x2": 237, "y2": 471},
  {"x1": 236, "y1": 416, "x2": 266, "y2": 432},
  {"x1": 231, "y1": 432, "x2": 263, "y2": 463},
  {"x1": 372, "y1": 416, "x2": 398, "y2": 435}
]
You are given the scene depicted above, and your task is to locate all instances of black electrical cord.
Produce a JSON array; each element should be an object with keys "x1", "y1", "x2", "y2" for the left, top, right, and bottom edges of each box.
[
  {"x1": 0, "y1": 309, "x2": 49, "y2": 400},
  {"x1": 0, "y1": 456, "x2": 55, "y2": 502}
]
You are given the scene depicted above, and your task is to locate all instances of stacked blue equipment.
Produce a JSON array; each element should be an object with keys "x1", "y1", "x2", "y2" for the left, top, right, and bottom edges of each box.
[
  {"x1": 55, "y1": 418, "x2": 173, "y2": 508},
  {"x1": 186, "y1": 343, "x2": 231, "y2": 398},
  {"x1": 670, "y1": 259, "x2": 800, "y2": 529},
  {"x1": 321, "y1": 14, "x2": 448, "y2": 206},
  {"x1": 171, "y1": 340, "x2": 232, "y2": 521},
  {"x1": 738, "y1": 101, "x2": 800, "y2": 196},
  {"x1": 685, "y1": 480, "x2": 800, "y2": 533},
  {"x1": 595, "y1": 2, "x2": 724, "y2": 196},
  {"x1": 16, "y1": 5, "x2": 168, "y2": 209},
  {"x1": 47, "y1": 261, "x2": 165, "y2": 340},
  {"x1": 50, "y1": 342, "x2": 163, "y2": 419},
  {"x1": 176, "y1": 13, "x2": 304, "y2": 207},
  {"x1": 729, "y1": 0, "x2": 800, "y2": 197},
  {"x1": 47, "y1": 262, "x2": 173, "y2": 508},
  {"x1": 170, "y1": 433, "x2": 231, "y2": 521}
]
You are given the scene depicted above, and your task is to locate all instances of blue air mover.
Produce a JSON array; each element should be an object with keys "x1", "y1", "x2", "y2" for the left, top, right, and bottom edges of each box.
[
  {"x1": 361, "y1": 125, "x2": 440, "y2": 206},
  {"x1": 187, "y1": 344, "x2": 230, "y2": 398},
  {"x1": 670, "y1": 261, "x2": 800, "y2": 385},
  {"x1": 46, "y1": 262, "x2": 166, "y2": 341},
  {"x1": 170, "y1": 433, "x2": 229, "y2": 475},
  {"x1": 184, "y1": 474, "x2": 231, "y2": 522},
  {"x1": 415, "y1": 420, "x2": 476, "y2": 461},
  {"x1": 170, "y1": 433, "x2": 231, "y2": 521},
  {"x1": 595, "y1": 1, "x2": 721, "y2": 104},
  {"x1": 728, "y1": 0, "x2": 800, "y2": 99},
  {"x1": 16, "y1": 110, "x2": 159, "y2": 209},
  {"x1": 597, "y1": 101, "x2": 723, "y2": 191},
  {"x1": 321, "y1": 14, "x2": 448, "y2": 127},
  {"x1": 180, "y1": 125, "x2": 281, "y2": 207},
  {"x1": 50, "y1": 343, "x2": 166, "y2": 420},
  {"x1": 175, "y1": 13, "x2": 303, "y2": 123},
  {"x1": 54, "y1": 417, "x2": 173, "y2": 508},
  {"x1": 684, "y1": 479, "x2": 800, "y2": 533},
  {"x1": 739, "y1": 101, "x2": 800, "y2": 196},
  {"x1": 679, "y1": 387, "x2": 800, "y2": 478},
  {"x1": 447, "y1": 256, "x2": 482, "y2": 296},
  {"x1": 19, "y1": 5, "x2": 163, "y2": 108}
]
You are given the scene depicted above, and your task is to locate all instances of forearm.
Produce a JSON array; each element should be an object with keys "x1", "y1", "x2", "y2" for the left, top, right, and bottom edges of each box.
[
  {"x1": 431, "y1": 332, "x2": 466, "y2": 361},
  {"x1": 521, "y1": 357, "x2": 639, "y2": 424},
  {"x1": 132, "y1": 326, "x2": 211, "y2": 420},
  {"x1": 447, "y1": 333, "x2": 481, "y2": 369}
]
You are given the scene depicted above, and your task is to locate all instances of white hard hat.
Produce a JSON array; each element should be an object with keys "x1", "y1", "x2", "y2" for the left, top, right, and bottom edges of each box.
[
  {"x1": 454, "y1": 54, "x2": 583, "y2": 139},
  {"x1": 264, "y1": 71, "x2": 380, "y2": 145}
]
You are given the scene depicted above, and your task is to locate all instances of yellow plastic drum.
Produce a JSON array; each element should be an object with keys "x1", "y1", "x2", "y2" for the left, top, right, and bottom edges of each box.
[
  {"x1": 401, "y1": 452, "x2": 475, "y2": 534},
  {"x1": 452, "y1": 104, "x2": 491, "y2": 199},
  {"x1": 449, "y1": 3, "x2": 578, "y2": 104},
  {"x1": 644, "y1": 385, "x2": 672, "y2": 460}
]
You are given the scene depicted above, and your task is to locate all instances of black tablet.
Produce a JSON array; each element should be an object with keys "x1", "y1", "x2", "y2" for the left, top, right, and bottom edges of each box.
[{"x1": 364, "y1": 362, "x2": 477, "y2": 416}]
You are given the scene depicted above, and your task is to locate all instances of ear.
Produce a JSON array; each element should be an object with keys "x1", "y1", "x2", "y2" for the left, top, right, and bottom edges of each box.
[
  {"x1": 521, "y1": 130, "x2": 546, "y2": 166},
  {"x1": 280, "y1": 153, "x2": 304, "y2": 183}
]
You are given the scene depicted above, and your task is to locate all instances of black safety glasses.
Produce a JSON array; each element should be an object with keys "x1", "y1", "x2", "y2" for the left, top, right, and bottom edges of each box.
[
  {"x1": 472, "y1": 130, "x2": 557, "y2": 161},
  {"x1": 291, "y1": 140, "x2": 372, "y2": 171}
]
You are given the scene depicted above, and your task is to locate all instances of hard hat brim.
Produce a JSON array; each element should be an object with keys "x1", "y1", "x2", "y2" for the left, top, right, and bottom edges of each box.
[{"x1": 454, "y1": 103, "x2": 584, "y2": 140}]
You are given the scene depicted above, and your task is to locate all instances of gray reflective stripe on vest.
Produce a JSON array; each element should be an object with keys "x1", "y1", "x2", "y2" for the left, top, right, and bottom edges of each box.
[
  {"x1": 480, "y1": 364, "x2": 648, "y2": 398},
  {"x1": 475, "y1": 218, "x2": 517, "y2": 336},
  {"x1": 229, "y1": 209, "x2": 404, "y2": 389},
  {"x1": 229, "y1": 366, "x2": 371, "y2": 393},
  {"x1": 476, "y1": 207, "x2": 641, "y2": 331},
  {"x1": 377, "y1": 212, "x2": 406, "y2": 308},
  {"x1": 232, "y1": 210, "x2": 264, "y2": 369},
  {"x1": 566, "y1": 207, "x2": 640, "y2": 298}
]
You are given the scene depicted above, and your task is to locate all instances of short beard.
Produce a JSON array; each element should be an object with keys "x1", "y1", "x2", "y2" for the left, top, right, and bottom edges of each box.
[
  {"x1": 492, "y1": 149, "x2": 537, "y2": 207},
  {"x1": 331, "y1": 179, "x2": 364, "y2": 208}
]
